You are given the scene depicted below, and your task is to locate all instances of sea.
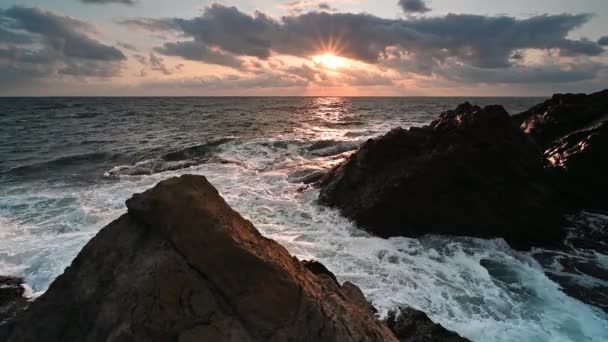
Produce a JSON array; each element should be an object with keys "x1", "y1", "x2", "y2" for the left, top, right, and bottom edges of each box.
[{"x1": 1, "y1": 97, "x2": 607, "y2": 341}]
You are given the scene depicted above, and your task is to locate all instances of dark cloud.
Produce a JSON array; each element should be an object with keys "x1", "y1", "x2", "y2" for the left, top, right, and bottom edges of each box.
[
  {"x1": 0, "y1": 26, "x2": 33, "y2": 44},
  {"x1": 132, "y1": 52, "x2": 182, "y2": 75},
  {"x1": 2, "y1": 6, "x2": 125, "y2": 61},
  {"x1": 81, "y1": 0, "x2": 137, "y2": 5},
  {"x1": 155, "y1": 41, "x2": 244, "y2": 68},
  {"x1": 599, "y1": 36, "x2": 608, "y2": 46},
  {"x1": 122, "y1": 4, "x2": 603, "y2": 71},
  {"x1": 437, "y1": 61, "x2": 603, "y2": 84},
  {"x1": 0, "y1": 6, "x2": 126, "y2": 83},
  {"x1": 399, "y1": 0, "x2": 430, "y2": 13}
]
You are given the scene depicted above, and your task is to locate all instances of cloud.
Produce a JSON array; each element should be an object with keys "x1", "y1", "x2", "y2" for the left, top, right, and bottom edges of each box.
[
  {"x1": 437, "y1": 60, "x2": 603, "y2": 84},
  {"x1": 81, "y1": 0, "x2": 137, "y2": 5},
  {"x1": 279, "y1": 1, "x2": 335, "y2": 15},
  {"x1": 143, "y1": 73, "x2": 307, "y2": 90},
  {"x1": 398, "y1": 0, "x2": 430, "y2": 13},
  {"x1": 155, "y1": 41, "x2": 244, "y2": 68},
  {"x1": 117, "y1": 41, "x2": 137, "y2": 51},
  {"x1": 121, "y1": 4, "x2": 603, "y2": 71},
  {"x1": 2, "y1": 6, "x2": 125, "y2": 61},
  {"x1": 0, "y1": 5, "x2": 126, "y2": 85},
  {"x1": 132, "y1": 52, "x2": 182, "y2": 75},
  {"x1": 599, "y1": 36, "x2": 608, "y2": 46}
]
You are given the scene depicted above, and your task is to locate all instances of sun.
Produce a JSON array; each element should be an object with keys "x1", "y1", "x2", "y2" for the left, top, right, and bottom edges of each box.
[{"x1": 312, "y1": 53, "x2": 348, "y2": 69}]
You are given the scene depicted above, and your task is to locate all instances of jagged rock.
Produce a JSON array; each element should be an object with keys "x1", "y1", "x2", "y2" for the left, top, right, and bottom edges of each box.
[
  {"x1": 0, "y1": 175, "x2": 397, "y2": 342},
  {"x1": 544, "y1": 121, "x2": 608, "y2": 210},
  {"x1": 512, "y1": 89, "x2": 608, "y2": 148},
  {"x1": 319, "y1": 103, "x2": 564, "y2": 250},
  {"x1": 512, "y1": 89, "x2": 608, "y2": 210},
  {"x1": 385, "y1": 307, "x2": 470, "y2": 342},
  {"x1": 0, "y1": 276, "x2": 28, "y2": 324}
]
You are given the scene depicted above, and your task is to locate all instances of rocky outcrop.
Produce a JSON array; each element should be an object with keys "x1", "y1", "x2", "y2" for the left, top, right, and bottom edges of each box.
[
  {"x1": 544, "y1": 121, "x2": 608, "y2": 209},
  {"x1": 319, "y1": 103, "x2": 564, "y2": 250},
  {"x1": 0, "y1": 175, "x2": 398, "y2": 342},
  {"x1": 0, "y1": 276, "x2": 28, "y2": 325},
  {"x1": 512, "y1": 89, "x2": 608, "y2": 149},
  {"x1": 513, "y1": 90, "x2": 608, "y2": 211},
  {"x1": 386, "y1": 307, "x2": 470, "y2": 342}
]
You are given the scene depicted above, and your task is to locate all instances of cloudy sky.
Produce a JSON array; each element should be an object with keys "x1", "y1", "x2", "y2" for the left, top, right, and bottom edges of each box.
[{"x1": 1, "y1": 0, "x2": 607, "y2": 96}]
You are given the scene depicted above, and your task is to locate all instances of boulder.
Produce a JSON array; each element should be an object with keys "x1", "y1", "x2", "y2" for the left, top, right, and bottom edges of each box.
[
  {"x1": 512, "y1": 89, "x2": 608, "y2": 148},
  {"x1": 319, "y1": 103, "x2": 564, "y2": 250},
  {"x1": 385, "y1": 307, "x2": 470, "y2": 342},
  {"x1": 0, "y1": 175, "x2": 397, "y2": 342}
]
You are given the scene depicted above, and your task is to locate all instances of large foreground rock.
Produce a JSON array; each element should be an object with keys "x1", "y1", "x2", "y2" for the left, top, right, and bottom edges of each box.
[
  {"x1": 319, "y1": 103, "x2": 564, "y2": 250},
  {"x1": 513, "y1": 90, "x2": 608, "y2": 211},
  {"x1": 0, "y1": 175, "x2": 397, "y2": 342}
]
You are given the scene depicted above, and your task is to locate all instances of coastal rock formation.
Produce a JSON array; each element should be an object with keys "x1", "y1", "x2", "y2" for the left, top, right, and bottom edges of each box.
[
  {"x1": 512, "y1": 89, "x2": 608, "y2": 148},
  {"x1": 386, "y1": 307, "x2": 470, "y2": 342},
  {"x1": 319, "y1": 103, "x2": 564, "y2": 250},
  {"x1": 0, "y1": 276, "x2": 28, "y2": 325},
  {"x1": 545, "y1": 121, "x2": 608, "y2": 209},
  {"x1": 513, "y1": 90, "x2": 608, "y2": 210},
  {"x1": 0, "y1": 175, "x2": 400, "y2": 342}
]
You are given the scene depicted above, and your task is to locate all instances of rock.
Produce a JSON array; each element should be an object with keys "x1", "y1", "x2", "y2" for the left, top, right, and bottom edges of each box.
[
  {"x1": 288, "y1": 168, "x2": 327, "y2": 184},
  {"x1": 0, "y1": 276, "x2": 28, "y2": 324},
  {"x1": 319, "y1": 103, "x2": 564, "y2": 250},
  {"x1": 544, "y1": 121, "x2": 608, "y2": 210},
  {"x1": 301, "y1": 259, "x2": 339, "y2": 285},
  {"x1": 0, "y1": 175, "x2": 397, "y2": 342},
  {"x1": 512, "y1": 89, "x2": 608, "y2": 148},
  {"x1": 513, "y1": 90, "x2": 608, "y2": 210},
  {"x1": 385, "y1": 307, "x2": 470, "y2": 342}
]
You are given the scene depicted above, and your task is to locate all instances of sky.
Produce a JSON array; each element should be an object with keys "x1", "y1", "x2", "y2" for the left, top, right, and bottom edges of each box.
[{"x1": 0, "y1": 0, "x2": 607, "y2": 96}]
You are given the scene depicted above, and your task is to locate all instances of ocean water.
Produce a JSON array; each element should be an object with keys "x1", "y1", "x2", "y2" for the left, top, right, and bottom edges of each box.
[{"x1": 1, "y1": 97, "x2": 607, "y2": 341}]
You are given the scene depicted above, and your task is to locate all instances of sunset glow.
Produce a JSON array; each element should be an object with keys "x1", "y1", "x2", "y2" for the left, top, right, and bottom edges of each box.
[{"x1": 312, "y1": 53, "x2": 349, "y2": 69}]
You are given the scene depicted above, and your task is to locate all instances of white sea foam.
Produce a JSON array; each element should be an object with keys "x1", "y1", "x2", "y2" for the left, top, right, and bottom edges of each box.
[{"x1": 1, "y1": 132, "x2": 607, "y2": 341}]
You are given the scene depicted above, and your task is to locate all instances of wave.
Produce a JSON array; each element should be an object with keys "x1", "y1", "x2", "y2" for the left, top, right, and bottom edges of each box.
[
  {"x1": 162, "y1": 137, "x2": 234, "y2": 162},
  {"x1": 2, "y1": 152, "x2": 112, "y2": 177},
  {"x1": 304, "y1": 139, "x2": 362, "y2": 157},
  {"x1": 104, "y1": 138, "x2": 236, "y2": 177}
]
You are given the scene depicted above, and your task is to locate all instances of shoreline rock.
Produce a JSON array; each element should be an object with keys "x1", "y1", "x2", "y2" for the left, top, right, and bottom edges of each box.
[
  {"x1": 386, "y1": 307, "x2": 470, "y2": 342},
  {"x1": 514, "y1": 89, "x2": 608, "y2": 211},
  {"x1": 0, "y1": 175, "x2": 467, "y2": 342},
  {"x1": 319, "y1": 102, "x2": 564, "y2": 250}
]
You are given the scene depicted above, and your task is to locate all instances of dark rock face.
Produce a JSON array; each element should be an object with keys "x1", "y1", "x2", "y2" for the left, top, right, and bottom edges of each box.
[
  {"x1": 513, "y1": 89, "x2": 608, "y2": 211},
  {"x1": 385, "y1": 307, "x2": 470, "y2": 342},
  {"x1": 0, "y1": 276, "x2": 28, "y2": 324},
  {"x1": 512, "y1": 89, "x2": 608, "y2": 148},
  {"x1": 544, "y1": 121, "x2": 608, "y2": 209},
  {"x1": 1, "y1": 175, "x2": 397, "y2": 342},
  {"x1": 319, "y1": 103, "x2": 564, "y2": 250}
]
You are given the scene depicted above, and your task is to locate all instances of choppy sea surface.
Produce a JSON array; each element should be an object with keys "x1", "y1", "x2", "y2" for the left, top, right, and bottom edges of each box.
[{"x1": 1, "y1": 97, "x2": 607, "y2": 341}]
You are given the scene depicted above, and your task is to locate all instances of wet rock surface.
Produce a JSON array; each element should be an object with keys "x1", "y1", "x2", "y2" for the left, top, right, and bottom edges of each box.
[
  {"x1": 512, "y1": 89, "x2": 608, "y2": 148},
  {"x1": 385, "y1": 307, "x2": 471, "y2": 342},
  {"x1": 0, "y1": 175, "x2": 398, "y2": 342},
  {"x1": 319, "y1": 102, "x2": 564, "y2": 250},
  {"x1": 0, "y1": 276, "x2": 28, "y2": 325},
  {"x1": 513, "y1": 89, "x2": 608, "y2": 211}
]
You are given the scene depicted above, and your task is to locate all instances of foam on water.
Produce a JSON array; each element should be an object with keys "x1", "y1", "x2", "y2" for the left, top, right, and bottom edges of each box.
[{"x1": 1, "y1": 97, "x2": 607, "y2": 341}]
